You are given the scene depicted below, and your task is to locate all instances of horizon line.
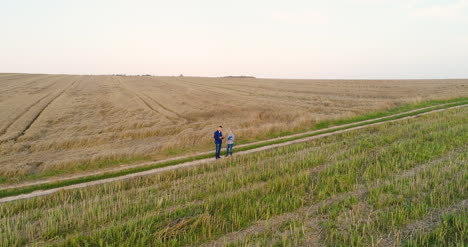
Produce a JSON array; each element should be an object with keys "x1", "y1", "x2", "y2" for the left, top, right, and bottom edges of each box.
[{"x1": 1, "y1": 72, "x2": 468, "y2": 81}]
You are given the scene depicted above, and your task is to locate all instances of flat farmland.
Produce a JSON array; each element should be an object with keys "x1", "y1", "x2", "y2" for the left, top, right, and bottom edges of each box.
[
  {"x1": 0, "y1": 73, "x2": 467, "y2": 183},
  {"x1": 1, "y1": 105, "x2": 466, "y2": 246}
]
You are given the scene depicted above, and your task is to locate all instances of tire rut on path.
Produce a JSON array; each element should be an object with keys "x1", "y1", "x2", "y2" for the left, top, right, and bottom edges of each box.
[{"x1": 0, "y1": 104, "x2": 466, "y2": 203}]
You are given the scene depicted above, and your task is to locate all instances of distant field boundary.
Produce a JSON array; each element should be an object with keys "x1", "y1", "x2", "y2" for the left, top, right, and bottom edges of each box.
[{"x1": 0, "y1": 97, "x2": 467, "y2": 200}]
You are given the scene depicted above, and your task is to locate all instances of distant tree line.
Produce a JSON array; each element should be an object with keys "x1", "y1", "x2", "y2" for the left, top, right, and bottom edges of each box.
[
  {"x1": 108, "y1": 74, "x2": 256, "y2": 78},
  {"x1": 112, "y1": 74, "x2": 153, "y2": 77},
  {"x1": 222, "y1": 76, "x2": 256, "y2": 78}
]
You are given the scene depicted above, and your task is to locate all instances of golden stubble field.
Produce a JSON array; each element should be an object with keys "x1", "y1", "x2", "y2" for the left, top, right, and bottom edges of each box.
[{"x1": 0, "y1": 73, "x2": 467, "y2": 179}]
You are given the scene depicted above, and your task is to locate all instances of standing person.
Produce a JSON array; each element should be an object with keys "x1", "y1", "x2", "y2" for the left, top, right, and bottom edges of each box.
[
  {"x1": 226, "y1": 129, "x2": 235, "y2": 157},
  {"x1": 214, "y1": 126, "x2": 224, "y2": 159}
]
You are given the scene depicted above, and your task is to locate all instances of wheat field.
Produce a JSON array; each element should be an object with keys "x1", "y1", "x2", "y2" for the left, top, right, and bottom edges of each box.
[{"x1": 0, "y1": 73, "x2": 467, "y2": 181}]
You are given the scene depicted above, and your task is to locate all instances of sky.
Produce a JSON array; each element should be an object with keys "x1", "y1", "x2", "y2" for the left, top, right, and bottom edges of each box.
[{"x1": 1, "y1": 0, "x2": 468, "y2": 79}]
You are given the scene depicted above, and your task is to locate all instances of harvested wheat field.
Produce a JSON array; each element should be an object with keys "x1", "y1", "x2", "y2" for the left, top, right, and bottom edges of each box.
[{"x1": 0, "y1": 73, "x2": 467, "y2": 183}]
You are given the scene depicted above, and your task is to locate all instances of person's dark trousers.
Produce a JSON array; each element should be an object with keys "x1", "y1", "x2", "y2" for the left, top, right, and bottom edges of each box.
[
  {"x1": 226, "y1": 144, "x2": 234, "y2": 156},
  {"x1": 215, "y1": 143, "x2": 222, "y2": 159}
]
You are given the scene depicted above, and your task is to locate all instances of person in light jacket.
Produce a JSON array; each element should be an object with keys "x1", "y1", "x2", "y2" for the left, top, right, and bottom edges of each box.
[{"x1": 225, "y1": 129, "x2": 235, "y2": 157}]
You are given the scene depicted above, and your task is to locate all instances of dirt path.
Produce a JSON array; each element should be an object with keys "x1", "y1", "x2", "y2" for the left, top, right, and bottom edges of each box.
[{"x1": 0, "y1": 104, "x2": 466, "y2": 203}]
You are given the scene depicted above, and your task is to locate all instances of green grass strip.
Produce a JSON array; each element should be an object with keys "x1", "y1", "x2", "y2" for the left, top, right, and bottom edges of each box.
[{"x1": 0, "y1": 97, "x2": 467, "y2": 199}]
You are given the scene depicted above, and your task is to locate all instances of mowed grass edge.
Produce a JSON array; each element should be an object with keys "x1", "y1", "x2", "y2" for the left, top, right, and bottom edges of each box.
[{"x1": 0, "y1": 97, "x2": 467, "y2": 199}]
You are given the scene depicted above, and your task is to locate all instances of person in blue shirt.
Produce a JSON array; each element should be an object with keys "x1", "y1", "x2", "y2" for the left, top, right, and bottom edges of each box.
[{"x1": 214, "y1": 126, "x2": 224, "y2": 159}]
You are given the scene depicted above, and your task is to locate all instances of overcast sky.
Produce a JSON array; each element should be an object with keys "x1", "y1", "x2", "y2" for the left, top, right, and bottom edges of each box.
[{"x1": 1, "y1": 0, "x2": 467, "y2": 79}]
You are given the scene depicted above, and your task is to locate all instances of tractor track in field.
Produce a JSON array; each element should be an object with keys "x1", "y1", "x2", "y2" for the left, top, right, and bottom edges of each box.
[
  {"x1": 0, "y1": 103, "x2": 466, "y2": 203},
  {"x1": 115, "y1": 77, "x2": 184, "y2": 121},
  {"x1": 115, "y1": 77, "x2": 159, "y2": 115},
  {"x1": 178, "y1": 77, "x2": 314, "y2": 109},
  {"x1": 0, "y1": 92, "x2": 54, "y2": 136},
  {"x1": 139, "y1": 91, "x2": 186, "y2": 120},
  {"x1": 0, "y1": 74, "x2": 63, "y2": 94},
  {"x1": 12, "y1": 79, "x2": 79, "y2": 141},
  {"x1": 0, "y1": 78, "x2": 79, "y2": 143},
  {"x1": 0, "y1": 76, "x2": 72, "y2": 136}
]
